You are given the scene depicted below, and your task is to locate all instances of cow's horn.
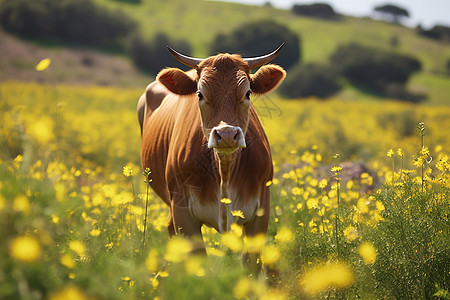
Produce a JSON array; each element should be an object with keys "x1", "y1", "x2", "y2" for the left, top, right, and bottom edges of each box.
[
  {"x1": 167, "y1": 46, "x2": 203, "y2": 69},
  {"x1": 244, "y1": 43, "x2": 285, "y2": 70}
]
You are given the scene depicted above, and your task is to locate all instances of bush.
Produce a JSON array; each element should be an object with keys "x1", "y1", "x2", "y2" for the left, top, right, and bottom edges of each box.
[
  {"x1": 278, "y1": 63, "x2": 341, "y2": 99},
  {"x1": 210, "y1": 20, "x2": 300, "y2": 70},
  {"x1": 292, "y1": 3, "x2": 338, "y2": 20},
  {"x1": 418, "y1": 25, "x2": 450, "y2": 42},
  {"x1": 330, "y1": 43, "x2": 421, "y2": 92},
  {"x1": 0, "y1": 0, "x2": 136, "y2": 47},
  {"x1": 127, "y1": 33, "x2": 192, "y2": 75}
]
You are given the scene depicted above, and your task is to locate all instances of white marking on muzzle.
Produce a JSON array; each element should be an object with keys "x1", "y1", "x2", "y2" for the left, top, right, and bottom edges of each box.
[{"x1": 208, "y1": 124, "x2": 246, "y2": 151}]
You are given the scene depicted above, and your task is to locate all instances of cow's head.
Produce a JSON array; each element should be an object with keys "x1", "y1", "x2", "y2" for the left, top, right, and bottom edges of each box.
[{"x1": 157, "y1": 45, "x2": 286, "y2": 155}]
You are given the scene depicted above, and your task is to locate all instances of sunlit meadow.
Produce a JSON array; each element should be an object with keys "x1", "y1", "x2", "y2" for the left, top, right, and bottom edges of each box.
[{"x1": 0, "y1": 79, "x2": 449, "y2": 299}]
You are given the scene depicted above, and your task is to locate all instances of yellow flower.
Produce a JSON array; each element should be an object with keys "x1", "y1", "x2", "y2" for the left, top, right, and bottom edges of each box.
[
  {"x1": 244, "y1": 234, "x2": 266, "y2": 253},
  {"x1": 36, "y1": 58, "x2": 51, "y2": 71},
  {"x1": 146, "y1": 249, "x2": 158, "y2": 272},
  {"x1": 122, "y1": 166, "x2": 133, "y2": 177},
  {"x1": 387, "y1": 149, "x2": 394, "y2": 157},
  {"x1": 397, "y1": 148, "x2": 404, "y2": 157},
  {"x1": 89, "y1": 229, "x2": 101, "y2": 237},
  {"x1": 358, "y1": 241, "x2": 377, "y2": 264},
  {"x1": 13, "y1": 194, "x2": 30, "y2": 214},
  {"x1": 9, "y1": 236, "x2": 42, "y2": 263},
  {"x1": 331, "y1": 166, "x2": 342, "y2": 173},
  {"x1": 343, "y1": 225, "x2": 359, "y2": 242},
  {"x1": 69, "y1": 240, "x2": 86, "y2": 257},
  {"x1": 220, "y1": 197, "x2": 232, "y2": 204},
  {"x1": 300, "y1": 262, "x2": 354, "y2": 296},
  {"x1": 231, "y1": 210, "x2": 245, "y2": 219},
  {"x1": 185, "y1": 256, "x2": 206, "y2": 277},
  {"x1": 233, "y1": 276, "x2": 251, "y2": 299},
  {"x1": 164, "y1": 237, "x2": 192, "y2": 262},
  {"x1": 318, "y1": 178, "x2": 328, "y2": 189},
  {"x1": 60, "y1": 254, "x2": 76, "y2": 269},
  {"x1": 50, "y1": 285, "x2": 88, "y2": 300},
  {"x1": 275, "y1": 226, "x2": 294, "y2": 243},
  {"x1": 262, "y1": 244, "x2": 280, "y2": 265},
  {"x1": 222, "y1": 231, "x2": 243, "y2": 252},
  {"x1": 30, "y1": 116, "x2": 55, "y2": 144}
]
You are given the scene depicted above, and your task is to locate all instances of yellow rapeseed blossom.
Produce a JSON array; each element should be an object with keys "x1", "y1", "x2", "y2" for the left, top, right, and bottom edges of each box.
[
  {"x1": 220, "y1": 197, "x2": 232, "y2": 204},
  {"x1": 0, "y1": 194, "x2": 5, "y2": 211},
  {"x1": 184, "y1": 256, "x2": 206, "y2": 277},
  {"x1": 387, "y1": 149, "x2": 394, "y2": 157},
  {"x1": 35, "y1": 58, "x2": 51, "y2": 71},
  {"x1": 261, "y1": 244, "x2": 280, "y2": 265},
  {"x1": 343, "y1": 225, "x2": 359, "y2": 242},
  {"x1": 222, "y1": 231, "x2": 243, "y2": 252},
  {"x1": 358, "y1": 241, "x2": 377, "y2": 264},
  {"x1": 331, "y1": 166, "x2": 342, "y2": 173},
  {"x1": 164, "y1": 237, "x2": 192, "y2": 262},
  {"x1": 122, "y1": 166, "x2": 133, "y2": 177},
  {"x1": 9, "y1": 236, "x2": 42, "y2": 263},
  {"x1": 233, "y1": 276, "x2": 251, "y2": 299},
  {"x1": 13, "y1": 194, "x2": 30, "y2": 214},
  {"x1": 300, "y1": 262, "x2": 354, "y2": 296},
  {"x1": 69, "y1": 240, "x2": 86, "y2": 257},
  {"x1": 206, "y1": 247, "x2": 225, "y2": 257},
  {"x1": 231, "y1": 210, "x2": 245, "y2": 219},
  {"x1": 244, "y1": 234, "x2": 266, "y2": 253},
  {"x1": 89, "y1": 229, "x2": 101, "y2": 237},
  {"x1": 60, "y1": 254, "x2": 76, "y2": 269},
  {"x1": 275, "y1": 226, "x2": 294, "y2": 243},
  {"x1": 50, "y1": 285, "x2": 88, "y2": 300},
  {"x1": 146, "y1": 249, "x2": 159, "y2": 272},
  {"x1": 231, "y1": 223, "x2": 243, "y2": 237},
  {"x1": 28, "y1": 115, "x2": 54, "y2": 144}
]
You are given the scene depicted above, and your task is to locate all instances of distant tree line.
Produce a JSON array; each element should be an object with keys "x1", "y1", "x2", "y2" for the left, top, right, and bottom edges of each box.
[
  {"x1": 292, "y1": 3, "x2": 339, "y2": 20},
  {"x1": 417, "y1": 25, "x2": 450, "y2": 42},
  {"x1": 0, "y1": 0, "x2": 136, "y2": 47},
  {"x1": 0, "y1": 0, "x2": 426, "y2": 102},
  {"x1": 279, "y1": 43, "x2": 423, "y2": 102}
]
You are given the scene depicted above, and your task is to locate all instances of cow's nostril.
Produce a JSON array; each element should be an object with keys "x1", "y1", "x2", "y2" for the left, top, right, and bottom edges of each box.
[
  {"x1": 214, "y1": 130, "x2": 222, "y2": 142},
  {"x1": 233, "y1": 131, "x2": 240, "y2": 141}
]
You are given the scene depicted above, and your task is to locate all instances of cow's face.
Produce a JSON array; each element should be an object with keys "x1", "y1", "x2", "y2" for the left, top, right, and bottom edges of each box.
[{"x1": 157, "y1": 51, "x2": 286, "y2": 155}]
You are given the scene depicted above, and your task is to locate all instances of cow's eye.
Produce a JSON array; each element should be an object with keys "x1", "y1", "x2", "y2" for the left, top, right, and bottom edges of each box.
[
  {"x1": 245, "y1": 90, "x2": 252, "y2": 99},
  {"x1": 196, "y1": 91, "x2": 204, "y2": 101}
]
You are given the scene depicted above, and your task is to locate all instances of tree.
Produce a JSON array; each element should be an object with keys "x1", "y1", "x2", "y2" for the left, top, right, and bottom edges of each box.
[
  {"x1": 127, "y1": 33, "x2": 192, "y2": 75},
  {"x1": 374, "y1": 4, "x2": 410, "y2": 23},
  {"x1": 330, "y1": 43, "x2": 422, "y2": 101},
  {"x1": 278, "y1": 63, "x2": 341, "y2": 99},
  {"x1": 292, "y1": 3, "x2": 338, "y2": 20},
  {"x1": 210, "y1": 20, "x2": 300, "y2": 70}
]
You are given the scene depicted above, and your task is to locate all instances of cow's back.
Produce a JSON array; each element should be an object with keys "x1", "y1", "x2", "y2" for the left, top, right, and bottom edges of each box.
[{"x1": 140, "y1": 81, "x2": 204, "y2": 204}]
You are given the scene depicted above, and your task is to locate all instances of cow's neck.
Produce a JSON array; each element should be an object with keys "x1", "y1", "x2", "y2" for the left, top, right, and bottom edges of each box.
[
  {"x1": 216, "y1": 152, "x2": 236, "y2": 196},
  {"x1": 216, "y1": 151, "x2": 239, "y2": 233}
]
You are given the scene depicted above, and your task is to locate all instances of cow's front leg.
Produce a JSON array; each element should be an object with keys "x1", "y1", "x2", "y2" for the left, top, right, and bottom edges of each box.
[
  {"x1": 170, "y1": 201, "x2": 206, "y2": 256},
  {"x1": 242, "y1": 187, "x2": 271, "y2": 277}
]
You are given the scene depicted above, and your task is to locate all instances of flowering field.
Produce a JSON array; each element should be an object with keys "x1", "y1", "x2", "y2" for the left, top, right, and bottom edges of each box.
[{"x1": 0, "y1": 81, "x2": 449, "y2": 299}]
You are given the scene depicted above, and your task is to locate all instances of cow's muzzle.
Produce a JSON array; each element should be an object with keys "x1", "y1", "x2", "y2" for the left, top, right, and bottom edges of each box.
[{"x1": 208, "y1": 125, "x2": 246, "y2": 153}]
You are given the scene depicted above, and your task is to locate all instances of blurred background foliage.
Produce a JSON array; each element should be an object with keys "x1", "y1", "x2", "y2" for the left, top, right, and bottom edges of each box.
[{"x1": 0, "y1": 0, "x2": 450, "y2": 103}]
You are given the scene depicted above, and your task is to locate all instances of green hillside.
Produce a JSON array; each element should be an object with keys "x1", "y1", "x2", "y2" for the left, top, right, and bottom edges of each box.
[
  {"x1": 86, "y1": 0, "x2": 450, "y2": 104},
  {"x1": 1, "y1": 0, "x2": 449, "y2": 104},
  {"x1": 92, "y1": 0, "x2": 449, "y2": 71}
]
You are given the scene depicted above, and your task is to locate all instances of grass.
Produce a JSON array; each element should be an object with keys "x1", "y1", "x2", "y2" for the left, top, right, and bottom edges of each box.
[{"x1": 0, "y1": 81, "x2": 449, "y2": 299}]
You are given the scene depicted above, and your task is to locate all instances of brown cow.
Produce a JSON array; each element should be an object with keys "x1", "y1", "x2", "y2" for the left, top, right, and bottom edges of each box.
[{"x1": 138, "y1": 45, "x2": 286, "y2": 272}]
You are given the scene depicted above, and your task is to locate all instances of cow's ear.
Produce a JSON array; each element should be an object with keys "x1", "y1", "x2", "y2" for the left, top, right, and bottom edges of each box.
[
  {"x1": 250, "y1": 65, "x2": 286, "y2": 94},
  {"x1": 157, "y1": 68, "x2": 197, "y2": 95}
]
